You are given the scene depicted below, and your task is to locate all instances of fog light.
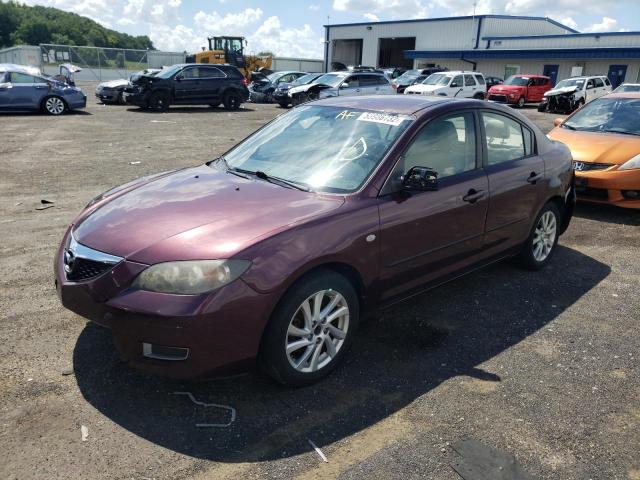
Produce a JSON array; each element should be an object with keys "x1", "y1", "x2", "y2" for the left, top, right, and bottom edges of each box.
[
  {"x1": 142, "y1": 343, "x2": 189, "y2": 361},
  {"x1": 622, "y1": 190, "x2": 639, "y2": 199}
]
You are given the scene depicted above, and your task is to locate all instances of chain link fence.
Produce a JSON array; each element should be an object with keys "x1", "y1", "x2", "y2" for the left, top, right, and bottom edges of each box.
[{"x1": 39, "y1": 44, "x2": 186, "y2": 82}]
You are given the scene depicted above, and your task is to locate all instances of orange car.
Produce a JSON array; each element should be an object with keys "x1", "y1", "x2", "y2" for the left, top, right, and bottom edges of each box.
[{"x1": 548, "y1": 92, "x2": 640, "y2": 209}]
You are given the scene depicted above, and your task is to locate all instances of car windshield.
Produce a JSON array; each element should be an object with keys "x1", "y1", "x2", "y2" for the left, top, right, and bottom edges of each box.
[
  {"x1": 422, "y1": 73, "x2": 450, "y2": 85},
  {"x1": 313, "y1": 73, "x2": 348, "y2": 87},
  {"x1": 504, "y1": 76, "x2": 529, "y2": 86},
  {"x1": 396, "y1": 70, "x2": 419, "y2": 81},
  {"x1": 155, "y1": 65, "x2": 183, "y2": 79},
  {"x1": 223, "y1": 105, "x2": 412, "y2": 193},
  {"x1": 555, "y1": 78, "x2": 585, "y2": 89},
  {"x1": 292, "y1": 73, "x2": 318, "y2": 86},
  {"x1": 562, "y1": 98, "x2": 640, "y2": 135},
  {"x1": 613, "y1": 84, "x2": 640, "y2": 93},
  {"x1": 267, "y1": 72, "x2": 285, "y2": 82}
]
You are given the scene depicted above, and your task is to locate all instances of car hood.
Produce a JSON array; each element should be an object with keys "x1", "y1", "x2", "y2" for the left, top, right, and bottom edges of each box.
[
  {"x1": 545, "y1": 86, "x2": 578, "y2": 97},
  {"x1": 74, "y1": 165, "x2": 345, "y2": 264},
  {"x1": 406, "y1": 84, "x2": 440, "y2": 93},
  {"x1": 289, "y1": 82, "x2": 333, "y2": 95},
  {"x1": 99, "y1": 79, "x2": 129, "y2": 88},
  {"x1": 489, "y1": 85, "x2": 524, "y2": 93},
  {"x1": 548, "y1": 128, "x2": 640, "y2": 164}
]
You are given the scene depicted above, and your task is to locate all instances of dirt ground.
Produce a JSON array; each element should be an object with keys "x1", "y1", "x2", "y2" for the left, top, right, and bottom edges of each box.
[{"x1": 1, "y1": 85, "x2": 638, "y2": 480}]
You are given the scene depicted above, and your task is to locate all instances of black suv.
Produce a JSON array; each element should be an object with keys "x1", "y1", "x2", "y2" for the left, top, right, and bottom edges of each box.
[{"x1": 124, "y1": 64, "x2": 249, "y2": 111}]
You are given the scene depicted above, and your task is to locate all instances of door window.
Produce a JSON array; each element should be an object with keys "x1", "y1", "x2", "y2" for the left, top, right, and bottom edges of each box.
[
  {"x1": 586, "y1": 79, "x2": 595, "y2": 89},
  {"x1": 403, "y1": 112, "x2": 477, "y2": 179},
  {"x1": 482, "y1": 112, "x2": 526, "y2": 165},
  {"x1": 474, "y1": 74, "x2": 485, "y2": 85},
  {"x1": 181, "y1": 67, "x2": 199, "y2": 79},
  {"x1": 200, "y1": 67, "x2": 225, "y2": 78},
  {"x1": 464, "y1": 75, "x2": 476, "y2": 86},
  {"x1": 450, "y1": 75, "x2": 463, "y2": 88},
  {"x1": 359, "y1": 75, "x2": 378, "y2": 87},
  {"x1": 343, "y1": 76, "x2": 359, "y2": 88},
  {"x1": 594, "y1": 78, "x2": 604, "y2": 88},
  {"x1": 9, "y1": 72, "x2": 35, "y2": 84}
]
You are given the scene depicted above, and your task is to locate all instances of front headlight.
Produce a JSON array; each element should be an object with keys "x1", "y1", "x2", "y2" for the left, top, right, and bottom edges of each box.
[
  {"x1": 131, "y1": 260, "x2": 251, "y2": 294},
  {"x1": 619, "y1": 154, "x2": 640, "y2": 171}
]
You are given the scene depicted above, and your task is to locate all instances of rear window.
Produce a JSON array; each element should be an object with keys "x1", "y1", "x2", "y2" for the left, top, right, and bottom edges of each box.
[{"x1": 474, "y1": 74, "x2": 485, "y2": 85}]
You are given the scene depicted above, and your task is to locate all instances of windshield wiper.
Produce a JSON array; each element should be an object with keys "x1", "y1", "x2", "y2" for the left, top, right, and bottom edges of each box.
[
  {"x1": 208, "y1": 157, "x2": 252, "y2": 179},
  {"x1": 561, "y1": 123, "x2": 577, "y2": 130},
  {"x1": 235, "y1": 168, "x2": 311, "y2": 192},
  {"x1": 602, "y1": 129, "x2": 640, "y2": 136}
]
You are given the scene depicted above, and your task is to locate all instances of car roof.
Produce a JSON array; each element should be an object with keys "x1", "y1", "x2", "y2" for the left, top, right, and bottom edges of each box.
[
  {"x1": 313, "y1": 95, "x2": 455, "y2": 115},
  {"x1": 603, "y1": 92, "x2": 640, "y2": 99},
  {"x1": 0, "y1": 63, "x2": 41, "y2": 75},
  {"x1": 513, "y1": 74, "x2": 549, "y2": 78}
]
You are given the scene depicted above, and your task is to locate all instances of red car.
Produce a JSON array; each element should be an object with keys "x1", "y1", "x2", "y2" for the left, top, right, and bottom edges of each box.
[{"x1": 487, "y1": 75, "x2": 552, "y2": 107}]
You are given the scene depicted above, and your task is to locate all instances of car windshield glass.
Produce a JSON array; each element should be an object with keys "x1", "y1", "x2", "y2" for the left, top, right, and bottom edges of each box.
[
  {"x1": 313, "y1": 73, "x2": 348, "y2": 87},
  {"x1": 396, "y1": 70, "x2": 419, "y2": 81},
  {"x1": 267, "y1": 72, "x2": 283, "y2": 82},
  {"x1": 563, "y1": 98, "x2": 640, "y2": 134},
  {"x1": 423, "y1": 74, "x2": 450, "y2": 85},
  {"x1": 223, "y1": 105, "x2": 412, "y2": 193},
  {"x1": 156, "y1": 65, "x2": 182, "y2": 79},
  {"x1": 504, "y1": 76, "x2": 529, "y2": 86},
  {"x1": 556, "y1": 78, "x2": 585, "y2": 89},
  {"x1": 293, "y1": 73, "x2": 317, "y2": 85},
  {"x1": 614, "y1": 84, "x2": 640, "y2": 93}
]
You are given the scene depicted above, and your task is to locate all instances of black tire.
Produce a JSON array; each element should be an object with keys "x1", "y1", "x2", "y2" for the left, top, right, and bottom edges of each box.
[
  {"x1": 277, "y1": 102, "x2": 289, "y2": 108},
  {"x1": 223, "y1": 92, "x2": 241, "y2": 110},
  {"x1": 473, "y1": 92, "x2": 485, "y2": 100},
  {"x1": 260, "y1": 269, "x2": 359, "y2": 387},
  {"x1": 41, "y1": 96, "x2": 67, "y2": 115},
  {"x1": 264, "y1": 89, "x2": 274, "y2": 103},
  {"x1": 537, "y1": 102, "x2": 547, "y2": 112},
  {"x1": 517, "y1": 96, "x2": 526, "y2": 108},
  {"x1": 516, "y1": 202, "x2": 561, "y2": 271},
  {"x1": 147, "y1": 91, "x2": 170, "y2": 112},
  {"x1": 117, "y1": 91, "x2": 126, "y2": 105}
]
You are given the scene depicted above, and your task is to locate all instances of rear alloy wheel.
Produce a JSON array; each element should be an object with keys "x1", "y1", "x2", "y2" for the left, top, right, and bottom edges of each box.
[
  {"x1": 517, "y1": 96, "x2": 526, "y2": 108},
  {"x1": 223, "y1": 92, "x2": 241, "y2": 110},
  {"x1": 260, "y1": 270, "x2": 359, "y2": 386},
  {"x1": 43, "y1": 96, "x2": 66, "y2": 115},
  {"x1": 517, "y1": 203, "x2": 560, "y2": 270},
  {"x1": 148, "y1": 92, "x2": 170, "y2": 112}
]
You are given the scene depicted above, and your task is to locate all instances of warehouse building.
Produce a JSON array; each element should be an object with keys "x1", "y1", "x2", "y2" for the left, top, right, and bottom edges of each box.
[{"x1": 324, "y1": 15, "x2": 640, "y2": 87}]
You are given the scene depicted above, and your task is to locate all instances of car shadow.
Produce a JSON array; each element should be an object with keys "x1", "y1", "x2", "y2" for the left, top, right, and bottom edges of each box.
[
  {"x1": 73, "y1": 245, "x2": 609, "y2": 462},
  {"x1": 0, "y1": 109, "x2": 92, "y2": 116},
  {"x1": 574, "y1": 202, "x2": 640, "y2": 226},
  {"x1": 126, "y1": 106, "x2": 255, "y2": 114}
]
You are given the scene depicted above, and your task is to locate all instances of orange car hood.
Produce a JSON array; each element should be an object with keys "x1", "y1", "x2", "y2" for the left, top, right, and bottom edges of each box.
[{"x1": 548, "y1": 128, "x2": 640, "y2": 164}]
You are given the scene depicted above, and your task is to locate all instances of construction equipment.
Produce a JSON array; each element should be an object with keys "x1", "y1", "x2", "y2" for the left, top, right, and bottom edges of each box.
[{"x1": 193, "y1": 36, "x2": 272, "y2": 80}]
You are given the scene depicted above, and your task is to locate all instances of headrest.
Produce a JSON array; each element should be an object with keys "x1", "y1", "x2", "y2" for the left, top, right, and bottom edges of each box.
[{"x1": 484, "y1": 118, "x2": 510, "y2": 139}]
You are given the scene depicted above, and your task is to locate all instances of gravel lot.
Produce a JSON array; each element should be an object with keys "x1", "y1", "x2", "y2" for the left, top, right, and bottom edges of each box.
[{"x1": 1, "y1": 85, "x2": 638, "y2": 480}]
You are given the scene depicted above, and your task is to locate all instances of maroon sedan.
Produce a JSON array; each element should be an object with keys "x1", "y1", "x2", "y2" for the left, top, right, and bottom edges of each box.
[{"x1": 55, "y1": 96, "x2": 575, "y2": 386}]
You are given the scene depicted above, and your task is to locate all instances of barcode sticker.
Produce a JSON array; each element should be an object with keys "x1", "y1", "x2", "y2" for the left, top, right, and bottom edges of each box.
[{"x1": 357, "y1": 112, "x2": 409, "y2": 126}]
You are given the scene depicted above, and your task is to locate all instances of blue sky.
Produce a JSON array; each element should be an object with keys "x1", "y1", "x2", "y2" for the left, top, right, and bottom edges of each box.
[{"x1": 22, "y1": 0, "x2": 640, "y2": 57}]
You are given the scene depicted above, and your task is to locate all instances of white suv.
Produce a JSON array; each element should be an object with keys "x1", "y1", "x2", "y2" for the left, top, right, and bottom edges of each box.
[
  {"x1": 404, "y1": 71, "x2": 486, "y2": 99},
  {"x1": 539, "y1": 75, "x2": 612, "y2": 113}
]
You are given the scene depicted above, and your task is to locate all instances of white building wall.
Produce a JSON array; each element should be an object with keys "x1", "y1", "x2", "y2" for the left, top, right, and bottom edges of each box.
[
  {"x1": 480, "y1": 17, "x2": 572, "y2": 38},
  {"x1": 0, "y1": 46, "x2": 42, "y2": 68},
  {"x1": 487, "y1": 33, "x2": 640, "y2": 49},
  {"x1": 272, "y1": 57, "x2": 324, "y2": 72},
  {"x1": 147, "y1": 51, "x2": 186, "y2": 68}
]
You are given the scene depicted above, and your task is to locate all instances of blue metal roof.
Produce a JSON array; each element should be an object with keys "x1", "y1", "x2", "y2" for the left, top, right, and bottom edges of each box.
[
  {"x1": 325, "y1": 14, "x2": 578, "y2": 33},
  {"x1": 404, "y1": 47, "x2": 640, "y2": 60}
]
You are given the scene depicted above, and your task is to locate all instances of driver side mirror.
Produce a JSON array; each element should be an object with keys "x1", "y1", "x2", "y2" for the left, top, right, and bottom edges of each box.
[
  {"x1": 553, "y1": 118, "x2": 564, "y2": 127},
  {"x1": 340, "y1": 82, "x2": 349, "y2": 89},
  {"x1": 175, "y1": 74, "x2": 183, "y2": 81},
  {"x1": 450, "y1": 82, "x2": 459, "y2": 88},
  {"x1": 402, "y1": 166, "x2": 439, "y2": 191}
]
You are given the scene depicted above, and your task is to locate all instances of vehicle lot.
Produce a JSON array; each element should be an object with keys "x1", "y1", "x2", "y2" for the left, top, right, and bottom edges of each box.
[{"x1": 1, "y1": 83, "x2": 638, "y2": 480}]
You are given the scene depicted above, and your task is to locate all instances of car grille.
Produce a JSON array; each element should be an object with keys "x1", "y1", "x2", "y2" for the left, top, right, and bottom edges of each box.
[
  {"x1": 66, "y1": 257, "x2": 114, "y2": 281},
  {"x1": 573, "y1": 161, "x2": 613, "y2": 171},
  {"x1": 406, "y1": 90, "x2": 420, "y2": 95},
  {"x1": 488, "y1": 94, "x2": 507, "y2": 103},
  {"x1": 577, "y1": 187, "x2": 609, "y2": 199}
]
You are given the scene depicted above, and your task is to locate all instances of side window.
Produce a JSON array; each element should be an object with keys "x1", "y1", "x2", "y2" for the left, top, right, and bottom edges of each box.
[
  {"x1": 360, "y1": 75, "x2": 378, "y2": 87},
  {"x1": 586, "y1": 79, "x2": 595, "y2": 89},
  {"x1": 200, "y1": 67, "x2": 225, "y2": 78},
  {"x1": 376, "y1": 75, "x2": 389, "y2": 85},
  {"x1": 464, "y1": 75, "x2": 476, "y2": 86},
  {"x1": 482, "y1": 112, "x2": 526, "y2": 165},
  {"x1": 522, "y1": 126, "x2": 534, "y2": 156},
  {"x1": 403, "y1": 112, "x2": 477, "y2": 179},
  {"x1": 474, "y1": 74, "x2": 485, "y2": 85},
  {"x1": 594, "y1": 78, "x2": 604, "y2": 88},
  {"x1": 451, "y1": 75, "x2": 463, "y2": 87},
  {"x1": 279, "y1": 74, "x2": 293, "y2": 83},
  {"x1": 182, "y1": 68, "x2": 198, "y2": 79},
  {"x1": 344, "y1": 76, "x2": 359, "y2": 88},
  {"x1": 9, "y1": 72, "x2": 35, "y2": 84},
  {"x1": 604, "y1": 77, "x2": 611, "y2": 86}
]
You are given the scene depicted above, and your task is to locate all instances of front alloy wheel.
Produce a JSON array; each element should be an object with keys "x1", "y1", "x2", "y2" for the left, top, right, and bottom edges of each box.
[
  {"x1": 532, "y1": 210, "x2": 557, "y2": 262},
  {"x1": 286, "y1": 290, "x2": 349, "y2": 373},
  {"x1": 44, "y1": 97, "x2": 65, "y2": 115}
]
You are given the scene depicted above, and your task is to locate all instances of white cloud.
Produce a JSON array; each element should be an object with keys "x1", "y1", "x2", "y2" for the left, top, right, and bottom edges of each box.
[
  {"x1": 583, "y1": 16, "x2": 619, "y2": 32},
  {"x1": 193, "y1": 7, "x2": 263, "y2": 32},
  {"x1": 363, "y1": 13, "x2": 380, "y2": 21},
  {"x1": 333, "y1": 0, "x2": 429, "y2": 19},
  {"x1": 247, "y1": 16, "x2": 324, "y2": 58}
]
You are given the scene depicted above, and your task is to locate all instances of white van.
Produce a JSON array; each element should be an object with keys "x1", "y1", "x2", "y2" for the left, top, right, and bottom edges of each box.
[{"x1": 404, "y1": 71, "x2": 486, "y2": 99}]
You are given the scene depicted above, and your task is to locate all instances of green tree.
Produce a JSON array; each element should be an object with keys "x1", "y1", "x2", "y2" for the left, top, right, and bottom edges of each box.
[
  {"x1": 0, "y1": 2, "x2": 18, "y2": 47},
  {"x1": 13, "y1": 20, "x2": 51, "y2": 45}
]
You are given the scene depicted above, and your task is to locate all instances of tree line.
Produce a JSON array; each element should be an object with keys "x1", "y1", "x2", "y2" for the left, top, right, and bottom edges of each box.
[{"x1": 0, "y1": 1, "x2": 154, "y2": 50}]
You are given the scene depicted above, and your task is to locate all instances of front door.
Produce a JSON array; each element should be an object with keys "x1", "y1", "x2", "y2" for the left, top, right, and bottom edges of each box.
[
  {"x1": 7, "y1": 72, "x2": 37, "y2": 109},
  {"x1": 543, "y1": 65, "x2": 559, "y2": 86},
  {"x1": 480, "y1": 110, "x2": 545, "y2": 254},
  {"x1": 173, "y1": 66, "x2": 202, "y2": 102},
  {"x1": 378, "y1": 111, "x2": 488, "y2": 300},
  {"x1": 339, "y1": 75, "x2": 362, "y2": 97},
  {"x1": 608, "y1": 65, "x2": 627, "y2": 89}
]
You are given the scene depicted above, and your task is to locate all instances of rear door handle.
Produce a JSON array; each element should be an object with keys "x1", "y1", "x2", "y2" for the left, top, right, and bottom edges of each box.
[
  {"x1": 527, "y1": 172, "x2": 543, "y2": 184},
  {"x1": 463, "y1": 189, "x2": 486, "y2": 203}
]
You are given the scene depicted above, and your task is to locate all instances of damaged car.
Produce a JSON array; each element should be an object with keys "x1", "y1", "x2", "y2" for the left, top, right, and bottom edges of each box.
[
  {"x1": 95, "y1": 69, "x2": 160, "y2": 104},
  {"x1": 0, "y1": 63, "x2": 86, "y2": 115},
  {"x1": 538, "y1": 75, "x2": 612, "y2": 113},
  {"x1": 248, "y1": 70, "x2": 307, "y2": 103},
  {"x1": 288, "y1": 71, "x2": 393, "y2": 105},
  {"x1": 273, "y1": 72, "x2": 323, "y2": 108}
]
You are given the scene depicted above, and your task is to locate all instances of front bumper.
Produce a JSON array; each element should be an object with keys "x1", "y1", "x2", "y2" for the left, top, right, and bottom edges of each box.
[
  {"x1": 95, "y1": 89, "x2": 120, "y2": 102},
  {"x1": 574, "y1": 168, "x2": 640, "y2": 209},
  {"x1": 487, "y1": 93, "x2": 516, "y2": 104},
  {"x1": 54, "y1": 228, "x2": 278, "y2": 378},
  {"x1": 123, "y1": 90, "x2": 148, "y2": 107}
]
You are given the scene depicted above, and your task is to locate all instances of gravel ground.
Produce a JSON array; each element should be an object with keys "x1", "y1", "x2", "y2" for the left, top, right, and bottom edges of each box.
[{"x1": 1, "y1": 86, "x2": 638, "y2": 480}]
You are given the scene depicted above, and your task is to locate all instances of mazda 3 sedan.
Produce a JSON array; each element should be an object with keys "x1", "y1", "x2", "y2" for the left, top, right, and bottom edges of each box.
[{"x1": 55, "y1": 96, "x2": 574, "y2": 386}]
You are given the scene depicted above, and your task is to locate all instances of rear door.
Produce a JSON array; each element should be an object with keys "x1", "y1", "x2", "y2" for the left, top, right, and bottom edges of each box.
[
  {"x1": 359, "y1": 74, "x2": 379, "y2": 95},
  {"x1": 377, "y1": 110, "x2": 489, "y2": 299},
  {"x1": 481, "y1": 110, "x2": 544, "y2": 254},
  {"x1": 198, "y1": 66, "x2": 226, "y2": 102},
  {"x1": 463, "y1": 74, "x2": 479, "y2": 98},
  {"x1": 376, "y1": 75, "x2": 394, "y2": 94}
]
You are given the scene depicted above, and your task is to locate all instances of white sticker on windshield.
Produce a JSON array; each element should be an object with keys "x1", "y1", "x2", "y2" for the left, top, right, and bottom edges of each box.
[{"x1": 357, "y1": 112, "x2": 409, "y2": 126}]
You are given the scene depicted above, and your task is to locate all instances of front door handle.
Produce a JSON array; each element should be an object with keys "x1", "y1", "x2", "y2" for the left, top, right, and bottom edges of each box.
[
  {"x1": 527, "y1": 172, "x2": 543, "y2": 184},
  {"x1": 463, "y1": 189, "x2": 485, "y2": 203}
]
